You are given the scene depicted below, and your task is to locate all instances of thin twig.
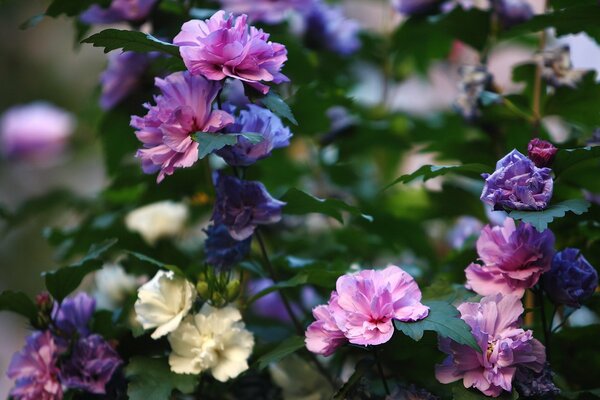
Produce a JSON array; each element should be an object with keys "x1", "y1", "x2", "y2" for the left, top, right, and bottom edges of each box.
[{"x1": 373, "y1": 348, "x2": 391, "y2": 396}]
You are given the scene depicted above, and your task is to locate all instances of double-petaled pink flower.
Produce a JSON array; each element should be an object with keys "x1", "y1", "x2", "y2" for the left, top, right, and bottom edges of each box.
[
  {"x1": 174, "y1": 11, "x2": 289, "y2": 94},
  {"x1": 465, "y1": 218, "x2": 555, "y2": 298},
  {"x1": 305, "y1": 266, "x2": 429, "y2": 355},
  {"x1": 436, "y1": 294, "x2": 546, "y2": 397},
  {"x1": 131, "y1": 71, "x2": 234, "y2": 182}
]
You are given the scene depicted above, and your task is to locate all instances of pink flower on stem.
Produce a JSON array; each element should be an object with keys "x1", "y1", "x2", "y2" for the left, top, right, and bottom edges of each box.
[
  {"x1": 465, "y1": 218, "x2": 555, "y2": 298},
  {"x1": 174, "y1": 11, "x2": 289, "y2": 94},
  {"x1": 435, "y1": 294, "x2": 546, "y2": 397},
  {"x1": 131, "y1": 71, "x2": 234, "y2": 182},
  {"x1": 305, "y1": 266, "x2": 429, "y2": 354}
]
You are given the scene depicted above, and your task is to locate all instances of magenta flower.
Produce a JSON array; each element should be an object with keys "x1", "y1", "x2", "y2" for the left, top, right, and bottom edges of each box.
[
  {"x1": 465, "y1": 218, "x2": 555, "y2": 298},
  {"x1": 131, "y1": 71, "x2": 234, "y2": 182},
  {"x1": 527, "y1": 138, "x2": 558, "y2": 168},
  {"x1": 174, "y1": 11, "x2": 289, "y2": 94},
  {"x1": 435, "y1": 294, "x2": 546, "y2": 397},
  {"x1": 305, "y1": 293, "x2": 347, "y2": 356},
  {"x1": 305, "y1": 265, "x2": 429, "y2": 353},
  {"x1": 80, "y1": 0, "x2": 157, "y2": 24},
  {"x1": 7, "y1": 331, "x2": 63, "y2": 400},
  {"x1": 219, "y1": 0, "x2": 314, "y2": 24}
]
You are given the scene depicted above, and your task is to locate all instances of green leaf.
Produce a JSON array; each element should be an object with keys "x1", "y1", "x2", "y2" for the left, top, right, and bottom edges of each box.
[
  {"x1": 246, "y1": 274, "x2": 308, "y2": 305},
  {"x1": 81, "y1": 29, "x2": 181, "y2": 57},
  {"x1": 333, "y1": 358, "x2": 375, "y2": 400},
  {"x1": 509, "y1": 199, "x2": 591, "y2": 232},
  {"x1": 553, "y1": 146, "x2": 600, "y2": 175},
  {"x1": 125, "y1": 357, "x2": 197, "y2": 400},
  {"x1": 545, "y1": 72, "x2": 600, "y2": 130},
  {"x1": 262, "y1": 92, "x2": 298, "y2": 125},
  {"x1": 281, "y1": 188, "x2": 373, "y2": 223},
  {"x1": 384, "y1": 164, "x2": 489, "y2": 190},
  {"x1": 0, "y1": 291, "x2": 38, "y2": 322},
  {"x1": 43, "y1": 239, "x2": 118, "y2": 301},
  {"x1": 256, "y1": 335, "x2": 305, "y2": 370},
  {"x1": 126, "y1": 251, "x2": 185, "y2": 276},
  {"x1": 46, "y1": 0, "x2": 110, "y2": 17},
  {"x1": 191, "y1": 132, "x2": 264, "y2": 159},
  {"x1": 434, "y1": 8, "x2": 491, "y2": 51},
  {"x1": 394, "y1": 301, "x2": 480, "y2": 352}
]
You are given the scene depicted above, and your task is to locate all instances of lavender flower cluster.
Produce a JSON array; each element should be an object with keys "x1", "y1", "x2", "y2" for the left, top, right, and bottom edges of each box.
[{"x1": 7, "y1": 293, "x2": 121, "y2": 400}]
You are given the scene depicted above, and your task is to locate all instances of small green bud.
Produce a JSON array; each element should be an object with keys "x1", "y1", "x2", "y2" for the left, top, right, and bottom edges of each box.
[
  {"x1": 196, "y1": 281, "x2": 210, "y2": 299},
  {"x1": 225, "y1": 280, "x2": 241, "y2": 302}
]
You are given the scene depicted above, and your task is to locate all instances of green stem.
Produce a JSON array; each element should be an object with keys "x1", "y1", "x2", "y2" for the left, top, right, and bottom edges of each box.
[{"x1": 373, "y1": 348, "x2": 391, "y2": 395}]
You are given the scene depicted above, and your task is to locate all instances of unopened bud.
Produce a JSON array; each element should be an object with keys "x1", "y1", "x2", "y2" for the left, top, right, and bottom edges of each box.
[
  {"x1": 225, "y1": 280, "x2": 241, "y2": 302},
  {"x1": 196, "y1": 281, "x2": 210, "y2": 299},
  {"x1": 527, "y1": 138, "x2": 558, "y2": 168}
]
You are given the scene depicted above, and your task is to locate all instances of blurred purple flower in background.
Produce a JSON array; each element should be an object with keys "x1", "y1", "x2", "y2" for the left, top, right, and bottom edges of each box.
[
  {"x1": 0, "y1": 102, "x2": 74, "y2": 161},
  {"x1": 543, "y1": 248, "x2": 598, "y2": 308},
  {"x1": 481, "y1": 149, "x2": 554, "y2": 211},
  {"x1": 204, "y1": 223, "x2": 252, "y2": 270},
  {"x1": 217, "y1": 104, "x2": 292, "y2": 166},
  {"x1": 219, "y1": 0, "x2": 314, "y2": 24},
  {"x1": 131, "y1": 71, "x2": 233, "y2": 182},
  {"x1": 304, "y1": 1, "x2": 361, "y2": 56},
  {"x1": 465, "y1": 218, "x2": 555, "y2": 297},
  {"x1": 51, "y1": 292, "x2": 96, "y2": 338},
  {"x1": 392, "y1": 0, "x2": 441, "y2": 15},
  {"x1": 527, "y1": 138, "x2": 558, "y2": 168},
  {"x1": 7, "y1": 331, "x2": 63, "y2": 400},
  {"x1": 60, "y1": 334, "x2": 122, "y2": 394},
  {"x1": 80, "y1": 0, "x2": 157, "y2": 24},
  {"x1": 174, "y1": 11, "x2": 289, "y2": 94},
  {"x1": 249, "y1": 278, "x2": 319, "y2": 322},
  {"x1": 493, "y1": 0, "x2": 533, "y2": 28},
  {"x1": 435, "y1": 294, "x2": 546, "y2": 397},
  {"x1": 447, "y1": 216, "x2": 484, "y2": 249},
  {"x1": 386, "y1": 384, "x2": 439, "y2": 400},
  {"x1": 212, "y1": 172, "x2": 285, "y2": 240},
  {"x1": 100, "y1": 51, "x2": 152, "y2": 110}
]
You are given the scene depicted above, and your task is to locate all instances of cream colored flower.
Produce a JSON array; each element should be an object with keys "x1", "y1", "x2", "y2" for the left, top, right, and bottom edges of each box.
[
  {"x1": 93, "y1": 264, "x2": 142, "y2": 310},
  {"x1": 168, "y1": 304, "x2": 254, "y2": 382},
  {"x1": 125, "y1": 201, "x2": 188, "y2": 245},
  {"x1": 134, "y1": 270, "x2": 196, "y2": 339},
  {"x1": 269, "y1": 355, "x2": 333, "y2": 400}
]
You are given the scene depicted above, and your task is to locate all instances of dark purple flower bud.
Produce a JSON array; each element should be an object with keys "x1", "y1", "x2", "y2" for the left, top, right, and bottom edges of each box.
[
  {"x1": 100, "y1": 51, "x2": 152, "y2": 110},
  {"x1": 212, "y1": 172, "x2": 286, "y2": 240},
  {"x1": 528, "y1": 138, "x2": 558, "y2": 168},
  {"x1": 481, "y1": 149, "x2": 554, "y2": 211},
  {"x1": 304, "y1": 1, "x2": 361, "y2": 56},
  {"x1": 7, "y1": 330, "x2": 63, "y2": 400},
  {"x1": 494, "y1": 0, "x2": 534, "y2": 28},
  {"x1": 80, "y1": 0, "x2": 157, "y2": 24},
  {"x1": 543, "y1": 248, "x2": 598, "y2": 308},
  {"x1": 216, "y1": 104, "x2": 292, "y2": 167},
  {"x1": 392, "y1": 0, "x2": 441, "y2": 15},
  {"x1": 204, "y1": 224, "x2": 252, "y2": 270},
  {"x1": 514, "y1": 363, "x2": 560, "y2": 398},
  {"x1": 60, "y1": 334, "x2": 122, "y2": 394},
  {"x1": 454, "y1": 65, "x2": 492, "y2": 120},
  {"x1": 51, "y1": 292, "x2": 96, "y2": 338},
  {"x1": 35, "y1": 292, "x2": 53, "y2": 312}
]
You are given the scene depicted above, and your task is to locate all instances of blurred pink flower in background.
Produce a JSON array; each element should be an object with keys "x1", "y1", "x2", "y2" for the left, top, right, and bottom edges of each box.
[
  {"x1": 219, "y1": 0, "x2": 314, "y2": 24},
  {"x1": 0, "y1": 102, "x2": 75, "y2": 162}
]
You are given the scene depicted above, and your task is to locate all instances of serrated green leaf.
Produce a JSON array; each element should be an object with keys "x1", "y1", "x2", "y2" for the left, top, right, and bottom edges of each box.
[
  {"x1": 82, "y1": 29, "x2": 181, "y2": 57},
  {"x1": 509, "y1": 199, "x2": 591, "y2": 231},
  {"x1": 553, "y1": 146, "x2": 600, "y2": 175},
  {"x1": 43, "y1": 239, "x2": 118, "y2": 301},
  {"x1": 0, "y1": 291, "x2": 38, "y2": 322},
  {"x1": 394, "y1": 301, "x2": 480, "y2": 352},
  {"x1": 262, "y1": 92, "x2": 298, "y2": 125},
  {"x1": 192, "y1": 132, "x2": 264, "y2": 159},
  {"x1": 125, "y1": 357, "x2": 197, "y2": 400},
  {"x1": 246, "y1": 274, "x2": 308, "y2": 305},
  {"x1": 256, "y1": 335, "x2": 305, "y2": 370},
  {"x1": 280, "y1": 188, "x2": 373, "y2": 223},
  {"x1": 126, "y1": 251, "x2": 185, "y2": 276},
  {"x1": 384, "y1": 164, "x2": 489, "y2": 190}
]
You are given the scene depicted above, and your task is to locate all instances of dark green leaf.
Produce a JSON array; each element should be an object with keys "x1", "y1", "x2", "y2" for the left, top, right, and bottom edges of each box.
[
  {"x1": 545, "y1": 72, "x2": 600, "y2": 130},
  {"x1": 191, "y1": 132, "x2": 263, "y2": 159},
  {"x1": 281, "y1": 188, "x2": 373, "y2": 223},
  {"x1": 384, "y1": 164, "x2": 489, "y2": 189},
  {"x1": 509, "y1": 199, "x2": 591, "y2": 231},
  {"x1": 256, "y1": 335, "x2": 305, "y2": 370},
  {"x1": 125, "y1": 357, "x2": 197, "y2": 400},
  {"x1": 246, "y1": 274, "x2": 308, "y2": 305},
  {"x1": 333, "y1": 358, "x2": 375, "y2": 400},
  {"x1": 99, "y1": 110, "x2": 140, "y2": 177},
  {"x1": 553, "y1": 146, "x2": 600, "y2": 175},
  {"x1": 262, "y1": 92, "x2": 298, "y2": 125},
  {"x1": 435, "y1": 8, "x2": 491, "y2": 51},
  {"x1": 126, "y1": 251, "x2": 185, "y2": 276},
  {"x1": 46, "y1": 0, "x2": 110, "y2": 17},
  {"x1": 394, "y1": 301, "x2": 480, "y2": 352},
  {"x1": 0, "y1": 291, "x2": 38, "y2": 322},
  {"x1": 81, "y1": 29, "x2": 181, "y2": 57},
  {"x1": 44, "y1": 239, "x2": 118, "y2": 301}
]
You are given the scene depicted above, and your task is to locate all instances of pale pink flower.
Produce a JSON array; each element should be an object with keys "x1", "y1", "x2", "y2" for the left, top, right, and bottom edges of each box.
[
  {"x1": 174, "y1": 11, "x2": 289, "y2": 94},
  {"x1": 131, "y1": 71, "x2": 234, "y2": 182},
  {"x1": 305, "y1": 293, "x2": 347, "y2": 356}
]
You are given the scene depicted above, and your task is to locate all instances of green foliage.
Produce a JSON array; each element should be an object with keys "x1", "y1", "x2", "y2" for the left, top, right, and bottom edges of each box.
[
  {"x1": 509, "y1": 199, "x2": 591, "y2": 231},
  {"x1": 246, "y1": 274, "x2": 308, "y2": 305},
  {"x1": 281, "y1": 188, "x2": 373, "y2": 223},
  {"x1": 43, "y1": 239, "x2": 118, "y2": 301},
  {"x1": 82, "y1": 29, "x2": 181, "y2": 57},
  {"x1": 125, "y1": 357, "x2": 197, "y2": 400},
  {"x1": 394, "y1": 301, "x2": 481, "y2": 352},
  {"x1": 261, "y1": 92, "x2": 298, "y2": 125},
  {"x1": 191, "y1": 132, "x2": 263, "y2": 160},
  {"x1": 255, "y1": 336, "x2": 305, "y2": 370},
  {"x1": 385, "y1": 164, "x2": 490, "y2": 189},
  {"x1": 332, "y1": 358, "x2": 375, "y2": 400},
  {"x1": 545, "y1": 72, "x2": 600, "y2": 130},
  {"x1": 46, "y1": 0, "x2": 110, "y2": 17},
  {"x1": 0, "y1": 291, "x2": 38, "y2": 322},
  {"x1": 553, "y1": 145, "x2": 600, "y2": 175}
]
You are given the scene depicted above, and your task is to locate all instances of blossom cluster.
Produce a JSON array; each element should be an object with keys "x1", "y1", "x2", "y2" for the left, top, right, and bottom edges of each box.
[{"x1": 7, "y1": 293, "x2": 122, "y2": 400}]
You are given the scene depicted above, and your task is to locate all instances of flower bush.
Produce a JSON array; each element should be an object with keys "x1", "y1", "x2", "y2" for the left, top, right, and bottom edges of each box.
[{"x1": 1, "y1": 0, "x2": 599, "y2": 400}]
